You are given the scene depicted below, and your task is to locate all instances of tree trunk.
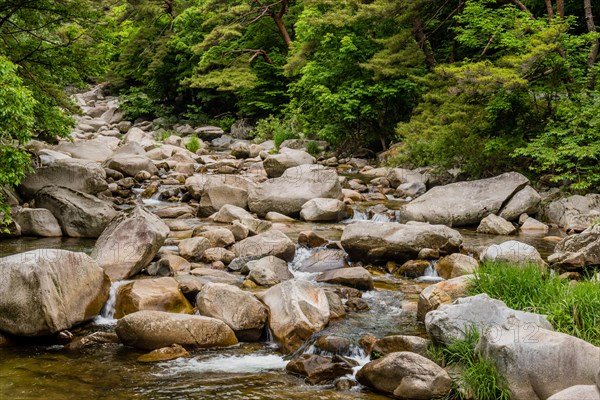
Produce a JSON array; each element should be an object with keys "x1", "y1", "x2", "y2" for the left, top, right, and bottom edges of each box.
[
  {"x1": 544, "y1": 0, "x2": 554, "y2": 21},
  {"x1": 412, "y1": 18, "x2": 436, "y2": 70},
  {"x1": 557, "y1": 0, "x2": 564, "y2": 18},
  {"x1": 272, "y1": 13, "x2": 292, "y2": 48},
  {"x1": 584, "y1": 0, "x2": 599, "y2": 89}
]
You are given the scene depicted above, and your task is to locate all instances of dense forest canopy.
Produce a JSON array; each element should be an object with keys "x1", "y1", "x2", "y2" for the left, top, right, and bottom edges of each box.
[{"x1": 1, "y1": 0, "x2": 600, "y2": 218}]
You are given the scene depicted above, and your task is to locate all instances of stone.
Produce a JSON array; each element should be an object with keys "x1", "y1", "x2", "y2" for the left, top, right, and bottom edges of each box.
[
  {"x1": 189, "y1": 268, "x2": 241, "y2": 285},
  {"x1": 477, "y1": 320, "x2": 600, "y2": 400},
  {"x1": 231, "y1": 230, "x2": 295, "y2": 262},
  {"x1": 11, "y1": 208, "x2": 62, "y2": 237},
  {"x1": 396, "y1": 260, "x2": 431, "y2": 278},
  {"x1": 252, "y1": 256, "x2": 293, "y2": 281},
  {"x1": 265, "y1": 212, "x2": 296, "y2": 222},
  {"x1": 387, "y1": 168, "x2": 429, "y2": 187},
  {"x1": 298, "y1": 231, "x2": 328, "y2": 248},
  {"x1": 104, "y1": 154, "x2": 158, "y2": 177},
  {"x1": 263, "y1": 148, "x2": 315, "y2": 178},
  {"x1": 476, "y1": 214, "x2": 516, "y2": 235},
  {"x1": 300, "y1": 198, "x2": 350, "y2": 222},
  {"x1": 435, "y1": 254, "x2": 478, "y2": 279},
  {"x1": 65, "y1": 331, "x2": 120, "y2": 352},
  {"x1": 395, "y1": 182, "x2": 427, "y2": 199},
  {"x1": 372, "y1": 335, "x2": 430, "y2": 358},
  {"x1": 248, "y1": 165, "x2": 343, "y2": 217},
  {"x1": 115, "y1": 310, "x2": 238, "y2": 350},
  {"x1": 230, "y1": 141, "x2": 251, "y2": 158},
  {"x1": 314, "y1": 335, "x2": 353, "y2": 355},
  {"x1": 324, "y1": 290, "x2": 346, "y2": 320},
  {"x1": 91, "y1": 206, "x2": 169, "y2": 280},
  {"x1": 178, "y1": 237, "x2": 211, "y2": 261},
  {"x1": 196, "y1": 283, "x2": 268, "y2": 342},
  {"x1": 55, "y1": 141, "x2": 114, "y2": 162},
  {"x1": 248, "y1": 265, "x2": 280, "y2": 287},
  {"x1": 19, "y1": 158, "x2": 108, "y2": 199},
  {"x1": 356, "y1": 352, "x2": 452, "y2": 399},
  {"x1": 480, "y1": 240, "x2": 546, "y2": 267},
  {"x1": 259, "y1": 280, "x2": 330, "y2": 353},
  {"x1": 0, "y1": 250, "x2": 110, "y2": 336},
  {"x1": 402, "y1": 172, "x2": 532, "y2": 226},
  {"x1": 114, "y1": 277, "x2": 194, "y2": 318},
  {"x1": 548, "y1": 224, "x2": 600, "y2": 270},
  {"x1": 317, "y1": 267, "x2": 374, "y2": 291},
  {"x1": 286, "y1": 354, "x2": 354, "y2": 385},
  {"x1": 542, "y1": 194, "x2": 600, "y2": 232},
  {"x1": 35, "y1": 186, "x2": 117, "y2": 238},
  {"x1": 195, "y1": 228, "x2": 236, "y2": 248},
  {"x1": 520, "y1": 217, "x2": 549, "y2": 232},
  {"x1": 417, "y1": 275, "x2": 473, "y2": 322},
  {"x1": 185, "y1": 174, "x2": 254, "y2": 200},
  {"x1": 137, "y1": 344, "x2": 189, "y2": 363},
  {"x1": 212, "y1": 204, "x2": 255, "y2": 223},
  {"x1": 425, "y1": 294, "x2": 553, "y2": 345},
  {"x1": 498, "y1": 185, "x2": 542, "y2": 221},
  {"x1": 202, "y1": 248, "x2": 235, "y2": 264},
  {"x1": 297, "y1": 249, "x2": 348, "y2": 273},
  {"x1": 547, "y1": 386, "x2": 600, "y2": 400},
  {"x1": 341, "y1": 221, "x2": 462, "y2": 263},
  {"x1": 198, "y1": 185, "x2": 249, "y2": 217}
]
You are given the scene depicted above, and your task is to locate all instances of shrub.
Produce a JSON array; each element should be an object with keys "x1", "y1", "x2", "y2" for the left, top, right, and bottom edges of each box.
[
  {"x1": 120, "y1": 88, "x2": 159, "y2": 121},
  {"x1": 306, "y1": 141, "x2": 320, "y2": 156},
  {"x1": 253, "y1": 115, "x2": 299, "y2": 150},
  {"x1": 186, "y1": 135, "x2": 201, "y2": 153}
]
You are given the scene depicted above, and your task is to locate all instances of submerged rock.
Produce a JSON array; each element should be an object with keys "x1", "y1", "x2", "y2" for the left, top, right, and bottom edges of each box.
[
  {"x1": 116, "y1": 310, "x2": 238, "y2": 350},
  {"x1": 137, "y1": 344, "x2": 189, "y2": 363},
  {"x1": 0, "y1": 250, "x2": 110, "y2": 336}
]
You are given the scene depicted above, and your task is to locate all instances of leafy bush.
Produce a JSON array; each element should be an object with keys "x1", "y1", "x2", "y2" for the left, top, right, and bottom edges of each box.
[
  {"x1": 470, "y1": 262, "x2": 600, "y2": 345},
  {"x1": 186, "y1": 134, "x2": 201, "y2": 153},
  {"x1": 253, "y1": 115, "x2": 299, "y2": 150},
  {"x1": 428, "y1": 327, "x2": 510, "y2": 400},
  {"x1": 120, "y1": 88, "x2": 159, "y2": 121},
  {"x1": 306, "y1": 141, "x2": 320, "y2": 156}
]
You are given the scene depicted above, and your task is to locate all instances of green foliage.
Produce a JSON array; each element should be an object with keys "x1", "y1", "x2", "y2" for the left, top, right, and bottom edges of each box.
[
  {"x1": 471, "y1": 262, "x2": 600, "y2": 346},
  {"x1": 305, "y1": 141, "x2": 320, "y2": 157},
  {"x1": 120, "y1": 88, "x2": 160, "y2": 120},
  {"x1": 515, "y1": 93, "x2": 600, "y2": 190},
  {"x1": 253, "y1": 115, "x2": 300, "y2": 150},
  {"x1": 186, "y1": 135, "x2": 201, "y2": 153},
  {"x1": 428, "y1": 327, "x2": 511, "y2": 400}
]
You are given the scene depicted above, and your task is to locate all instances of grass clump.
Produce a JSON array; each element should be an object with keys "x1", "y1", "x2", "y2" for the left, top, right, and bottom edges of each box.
[
  {"x1": 186, "y1": 134, "x2": 201, "y2": 153},
  {"x1": 470, "y1": 262, "x2": 600, "y2": 346},
  {"x1": 306, "y1": 140, "x2": 320, "y2": 156},
  {"x1": 428, "y1": 327, "x2": 510, "y2": 400}
]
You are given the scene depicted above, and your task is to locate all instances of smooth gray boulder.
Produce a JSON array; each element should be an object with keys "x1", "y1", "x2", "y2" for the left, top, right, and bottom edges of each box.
[
  {"x1": 0, "y1": 250, "x2": 110, "y2": 336},
  {"x1": 401, "y1": 172, "x2": 532, "y2": 226},
  {"x1": 263, "y1": 148, "x2": 315, "y2": 178},
  {"x1": 19, "y1": 158, "x2": 107, "y2": 199},
  {"x1": 185, "y1": 174, "x2": 254, "y2": 200},
  {"x1": 55, "y1": 141, "x2": 114, "y2": 162},
  {"x1": 248, "y1": 165, "x2": 343, "y2": 217},
  {"x1": 35, "y1": 186, "x2": 117, "y2": 238},
  {"x1": 104, "y1": 153, "x2": 158, "y2": 177},
  {"x1": 425, "y1": 294, "x2": 553, "y2": 345},
  {"x1": 300, "y1": 198, "x2": 349, "y2": 222},
  {"x1": 480, "y1": 240, "x2": 545, "y2": 267},
  {"x1": 317, "y1": 267, "x2": 374, "y2": 291},
  {"x1": 11, "y1": 208, "x2": 62, "y2": 237},
  {"x1": 341, "y1": 221, "x2": 462, "y2": 263},
  {"x1": 499, "y1": 185, "x2": 541, "y2": 221},
  {"x1": 91, "y1": 206, "x2": 169, "y2": 280},
  {"x1": 547, "y1": 386, "x2": 600, "y2": 400},
  {"x1": 477, "y1": 320, "x2": 600, "y2": 400},
  {"x1": 231, "y1": 230, "x2": 295, "y2": 262},
  {"x1": 476, "y1": 214, "x2": 516, "y2": 235}
]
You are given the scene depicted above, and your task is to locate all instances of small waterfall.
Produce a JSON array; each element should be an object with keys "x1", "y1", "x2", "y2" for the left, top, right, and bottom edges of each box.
[
  {"x1": 415, "y1": 261, "x2": 444, "y2": 283},
  {"x1": 95, "y1": 280, "x2": 132, "y2": 325},
  {"x1": 288, "y1": 246, "x2": 320, "y2": 280},
  {"x1": 370, "y1": 213, "x2": 391, "y2": 223}
]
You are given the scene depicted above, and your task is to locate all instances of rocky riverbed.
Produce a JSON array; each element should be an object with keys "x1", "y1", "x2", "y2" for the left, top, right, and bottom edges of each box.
[{"x1": 1, "y1": 85, "x2": 600, "y2": 399}]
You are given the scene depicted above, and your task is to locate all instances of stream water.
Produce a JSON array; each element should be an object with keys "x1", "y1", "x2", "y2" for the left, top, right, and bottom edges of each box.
[{"x1": 0, "y1": 190, "x2": 561, "y2": 399}]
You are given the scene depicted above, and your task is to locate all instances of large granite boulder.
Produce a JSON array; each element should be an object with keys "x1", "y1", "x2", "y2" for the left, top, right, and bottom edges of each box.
[
  {"x1": 0, "y1": 250, "x2": 110, "y2": 336},
  {"x1": 35, "y1": 186, "x2": 117, "y2": 238},
  {"x1": 263, "y1": 148, "x2": 315, "y2": 178},
  {"x1": 104, "y1": 153, "x2": 158, "y2": 177},
  {"x1": 341, "y1": 221, "x2": 462, "y2": 263},
  {"x1": 425, "y1": 294, "x2": 553, "y2": 345},
  {"x1": 55, "y1": 141, "x2": 114, "y2": 162},
  {"x1": 259, "y1": 280, "x2": 330, "y2": 353},
  {"x1": 300, "y1": 198, "x2": 350, "y2": 222},
  {"x1": 477, "y1": 320, "x2": 600, "y2": 400},
  {"x1": 479, "y1": 240, "x2": 546, "y2": 267},
  {"x1": 196, "y1": 283, "x2": 268, "y2": 341},
  {"x1": 19, "y1": 158, "x2": 107, "y2": 199},
  {"x1": 542, "y1": 194, "x2": 600, "y2": 232},
  {"x1": 548, "y1": 224, "x2": 600, "y2": 270},
  {"x1": 11, "y1": 208, "x2": 62, "y2": 237},
  {"x1": 401, "y1": 172, "x2": 535, "y2": 226},
  {"x1": 114, "y1": 278, "x2": 194, "y2": 318},
  {"x1": 248, "y1": 165, "x2": 343, "y2": 217},
  {"x1": 91, "y1": 206, "x2": 169, "y2": 280},
  {"x1": 356, "y1": 352, "x2": 452, "y2": 399},
  {"x1": 115, "y1": 310, "x2": 238, "y2": 350},
  {"x1": 231, "y1": 230, "x2": 295, "y2": 262},
  {"x1": 316, "y1": 267, "x2": 374, "y2": 291},
  {"x1": 185, "y1": 174, "x2": 255, "y2": 200}
]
